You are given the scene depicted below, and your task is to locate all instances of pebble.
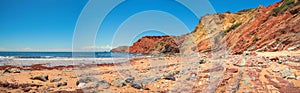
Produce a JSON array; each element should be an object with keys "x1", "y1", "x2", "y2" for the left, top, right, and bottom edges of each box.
[
  {"x1": 297, "y1": 76, "x2": 300, "y2": 80},
  {"x1": 30, "y1": 75, "x2": 49, "y2": 82},
  {"x1": 57, "y1": 82, "x2": 67, "y2": 87},
  {"x1": 50, "y1": 77, "x2": 62, "y2": 83},
  {"x1": 272, "y1": 68, "x2": 280, "y2": 72},
  {"x1": 198, "y1": 81, "x2": 203, "y2": 86},
  {"x1": 77, "y1": 83, "x2": 86, "y2": 88}
]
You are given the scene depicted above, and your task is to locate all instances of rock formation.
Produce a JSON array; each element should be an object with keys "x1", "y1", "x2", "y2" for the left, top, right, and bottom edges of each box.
[{"x1": 112, "y1": 0, "x2": 300, "y2": 55}]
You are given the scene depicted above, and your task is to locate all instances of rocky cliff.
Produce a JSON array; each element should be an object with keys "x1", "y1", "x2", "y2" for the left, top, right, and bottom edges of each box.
[{"x1": 112, "y1": 0, "x2": 300, "y2": 54}]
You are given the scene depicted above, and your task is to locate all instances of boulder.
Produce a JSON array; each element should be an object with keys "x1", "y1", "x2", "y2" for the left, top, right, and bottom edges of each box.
[
  {"x1": 30, "y1": 75, "x2": 48, "y2": 82},
  {"x1": 3, "y1": 68, "x2": 21, "y2": 74},
  {"x1": 280, "y1": 67, "x2": 296, "y2": 79},
  {"x1": 76, "y1": 76, "x2": 98, "y2": 85},
  {"x1": 112, "y1": 78, "x2": 126, "y2": 87},
  {"x1": 130, "y1": 82, "x2": 143, "y2": 89},
  {"x1": 57, "y1": 82, "x2": 67, "y2": 87},
  {"x1": 97, "y1": 80, "x2": 111, "y2": 89},
  {"x1": 124, "y1": 76, "x2": 135, "y2": 84},
  {"x1": 50, "y1": 77, "x2": 62, "y2": 82}
]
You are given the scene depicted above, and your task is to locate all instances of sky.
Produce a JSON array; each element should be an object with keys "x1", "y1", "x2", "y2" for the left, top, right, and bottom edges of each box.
[{"x1": 0, "y1": 0, "x2": 280, "y2": 52}]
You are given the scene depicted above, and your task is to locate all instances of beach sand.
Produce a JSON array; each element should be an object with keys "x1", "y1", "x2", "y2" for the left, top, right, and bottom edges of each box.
[{"x1": 1, "y1": 51, "x2": 300, "y2": 92}]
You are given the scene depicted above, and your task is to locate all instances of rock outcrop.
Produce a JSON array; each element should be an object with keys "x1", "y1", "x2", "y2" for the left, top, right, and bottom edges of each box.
[{"x1": 112, "y1": 0, "x2": 300, "y2": 54}]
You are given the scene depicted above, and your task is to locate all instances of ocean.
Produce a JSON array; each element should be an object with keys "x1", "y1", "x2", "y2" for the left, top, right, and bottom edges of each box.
[
  {"x1": 0, "y1": 52, "x2": 144, "y2": 66},
  {"x1": 0, "y1": 52, "x2": 141, "y2": 58}
]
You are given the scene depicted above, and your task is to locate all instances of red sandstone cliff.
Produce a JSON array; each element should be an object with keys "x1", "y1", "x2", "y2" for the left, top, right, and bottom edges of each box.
[{"x1": 112, "y1": 0, "x2": 300, "y2": 54}]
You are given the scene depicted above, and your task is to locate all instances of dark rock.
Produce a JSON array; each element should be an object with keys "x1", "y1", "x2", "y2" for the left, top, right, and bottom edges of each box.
[
  {"x1": 30, "y1": 75, "x2": 48, "y2": 82},
  {"x1": 125, "y1": 76, "x2": 135, "y2": 84},
  {"x1": 76, "y1": 76, "x2": 99, "y2": 85},
  {"x1": 3, "y1": 68, "x2": 21, "y2": 74},
  {"x1": 23, "y1": 87, "x2": 31, "y2": 92},
  {"x1": 57, "y1": 82, "x2": 67, "y2": 87},
  {"x1": 270, "y1": 57, "x2": 279, "y2": 62},
  {"x1": 164, "y1": 76, "x2": 176, "y2": 81},
  {"x1": 50, "y1": 77, "x2": 62, "y2": 82},
  {"x1": 130, "y1": 82, "x2": 143, "y2": 89},
  {"x1": 97, "y1": 80, "x2": 111, "y2": 89},
  {"x1": 199, "y1": 59, "x2": 206, "y2": 64}
]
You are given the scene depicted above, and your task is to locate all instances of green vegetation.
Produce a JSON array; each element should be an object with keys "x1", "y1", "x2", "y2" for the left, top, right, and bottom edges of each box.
[
  {"x1": 154, "y1": 42, "x2": 165, "y2": 49},
  {"x1": 224, "y1": 23, "x2": 242, "y2": 34},
  {"x1": 253, "y1": 37, "x2": 260, "y2": 42},
  {"x1": 272, "y1": 0, "x2": 300, "y2": 16},
  {"x1": 159, "y1": 42, "x2": 164, "y2": 46}
]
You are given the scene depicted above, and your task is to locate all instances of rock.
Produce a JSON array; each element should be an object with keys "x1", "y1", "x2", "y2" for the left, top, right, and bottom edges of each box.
[
  {"x1": 50, "y1": 77, "x2": 62, "y2": 82},
  {"x1": 82, "y1": 82, "x2": 98, "y2": 89},
  {"x1": 280, "y1": 67, "x2": 296, "y2": 79},
  {"x1": 97, "y1": 80, "x2": 111, "y2": 89},
  {"x1": 186, "y1": 77, "x2": 191, "y2": 81},
  {"x1": 199, "y1": 59, "x2": 206, "y2": 64},
  {"x1": 30, "y1": 75, "x2": 48, "y2": 82},
  {"x1": 77, "y1": 83, "x2": 85, "y2": 88},
  {"x1": 163, "y1": 71, "x2": 177, "y2": 81},
  {"x1": 270, "y1": 57, "x2": 279, "y2": 62},
  {"x1": 297, "y1": 76, "x2": 300, "y2": 80},
  {"x1": 130, "y1": 82, "x2": 143, "y2": 89},
  {"x1": 164, "y1": 76, "x2": 176, "y2": 81},
  {"x1": 76, "y1": 76, "x2": 99, "y2": 85},
  {"x1": 191, "y1": 72, "x2": 197, "y2": 78},
  {"x1": 57, "y1": 82, "x2": 67, "y2": 87},
  {"x1": 23, "y1": 87, "x2": 31, "y2": 92},
  {"x1": 226, "y1": 68, "x2": 238, "y2": 73},
  {"x1": 124, "y1": 76, "x2": 135, "y2": 84},
  {"x1": 272, "y1": 68, "x2": 280, "y2": 72},
  {"x1": 198, "y1": 81, "x2": 203, "y2": 86},
  {"x1": 3, "y1": 68, "x2": 21, "y2": 74},
  {"x1": 112, "y1": 78, "x2": 126, "y2": 87}
]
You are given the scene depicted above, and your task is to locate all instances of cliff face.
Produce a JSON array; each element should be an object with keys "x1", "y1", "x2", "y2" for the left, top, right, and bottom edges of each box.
[
  {"x1": 112, "y1": 0, "x2": 300, "y2": 54},
  {"x1": 223, "y1": 0, "x2": 300, "y2": 54},
  {"x1": 128, "y1": 36, "x2": 180, "y2": 54}
]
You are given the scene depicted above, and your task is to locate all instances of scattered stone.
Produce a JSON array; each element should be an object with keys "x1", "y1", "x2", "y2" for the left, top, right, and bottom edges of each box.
[
  {"x1": 125, "y1": 76, "x2": 135, "y2": 84},
  {"x1": 198, "y1": 81, "x2": 203, "y2": 86},
  {"x1": 30, "y1": 75, "x2": 48, "y2": 82},
  {"x1": 297, "y1": 76, "x2": 300, "y2": 80},
  {"x1": 82, "y1": 82, "x2": 98, "y2": 89},
  {"x1": 77, "y1": 83, "x2": 86, "y2": 88},
  {"x1": 3, "y1": 68, "x2": 21, "y2": 74},
  {"x1": 191, "y1": 72, "x2": 197, "y2": 78},
  {"x1": 76, "y1": 76, "x2": 99, "y2": 85},
  {"x1": 272, "y1": 68, "x2": 280, "y2": 72},
  {"x1": 199, "y1": 59, "x2": 206, "y2": 64},
  {"x1": 112, "y1": 78, "x2": 126, "y2": 87},
  {"x1": 57, "y1": 82, "x2": 67, "y2": 87},
  {"x1": 50, "y1": 77, "x2": 62, "y2": 82},
  {"x1": 97, "y1": 80, "x2": 111, "y2": 89},
  {"x1": 226, "y1": 68, "x2": 238, "y2": 73},
  {"x1": 186, "y1": 77, "x2": 190, "y2": 81},
  {"x1": 270, "y1": 57, "x2": 279, "y2": 62},
  {"x1": 130, "y1": 82, "x2": 143, "y2": 89},
  {"x1": 280, "y1": 67, "x2": 296, "y2": 79},
  {"x1": 23, "y1": 87, "x2": 31, "y2": 92},
  {"x1": 164, "y1": 76, "x2": 175, "y2": 81}
]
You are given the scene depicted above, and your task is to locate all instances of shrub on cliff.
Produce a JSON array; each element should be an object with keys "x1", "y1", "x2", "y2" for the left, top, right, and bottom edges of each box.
[
  {"x1": 224, "y1": 23, "x2": 242, "y2": 34},
  {"x1": 272, "y1": 0, "x2": 300, "y2": 16}
]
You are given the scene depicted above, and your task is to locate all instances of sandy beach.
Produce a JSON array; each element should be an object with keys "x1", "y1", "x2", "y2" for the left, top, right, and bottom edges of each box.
[{"x1": 0, "y1": 51, "x2": 300, "y2": 93}]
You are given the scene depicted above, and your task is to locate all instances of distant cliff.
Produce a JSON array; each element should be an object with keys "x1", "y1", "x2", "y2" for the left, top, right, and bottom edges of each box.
[{"x1": 112, "y1": 0, "x2": 300, "y2": 54}]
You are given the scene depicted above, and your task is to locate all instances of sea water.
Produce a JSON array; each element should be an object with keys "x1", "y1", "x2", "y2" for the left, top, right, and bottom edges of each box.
[{"x1": 0, "y1": 52, "x2": 144, "y2": 66}]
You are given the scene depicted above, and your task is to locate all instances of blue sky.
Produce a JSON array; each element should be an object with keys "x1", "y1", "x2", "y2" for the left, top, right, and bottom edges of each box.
[{"x1": 0, "y1": 0, "x2": 280, "y2": 52}]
